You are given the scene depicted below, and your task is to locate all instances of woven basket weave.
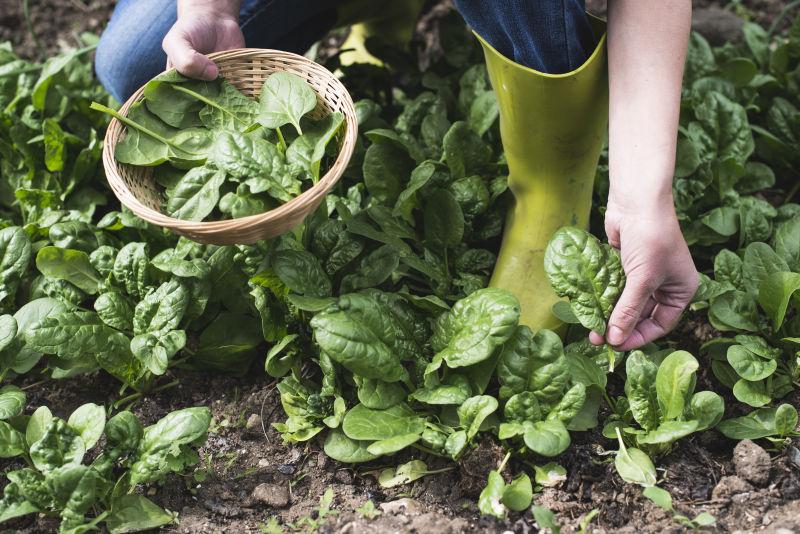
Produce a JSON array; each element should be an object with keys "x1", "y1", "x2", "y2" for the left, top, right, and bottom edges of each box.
[{"x1": 101, "y1": 48, "x2": 358, "y2": 245}]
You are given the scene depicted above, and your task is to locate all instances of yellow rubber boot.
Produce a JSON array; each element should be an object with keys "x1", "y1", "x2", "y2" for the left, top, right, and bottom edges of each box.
[
  {"x1": 478, "y1": 17, "x2": 609, "y2": 332},
  {"x1": 337, "y1": 0, "x2": 426, "y2": 66}
]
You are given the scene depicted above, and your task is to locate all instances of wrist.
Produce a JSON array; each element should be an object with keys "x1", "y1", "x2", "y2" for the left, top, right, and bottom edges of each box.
[
  {"x1": 607, "y1": 184, "x2": 676, "y2": 218},
  {"x1": 177, "y1": 0, "x2": 240, "y2": 19}
]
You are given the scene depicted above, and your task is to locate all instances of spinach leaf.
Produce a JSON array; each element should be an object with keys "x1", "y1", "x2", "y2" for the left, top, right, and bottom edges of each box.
[
  {"x1": 430, "y1": 288, "x2": 519, "y2": 369},
  {"x1": 36, "y1": 246, "x2": 102, "y2": 294},
  {"x1": 165, "y1": 166, "x2": 226, "y2": 222},
  {"x1": 257, "y1": 72, "x2": 317, "y2": 134},
  {"x1": 342, "y1": 403, "x2": 425, "y2": 441},
  {"x1": 545, "y1": 227, "x2": 625, "y2": 334}
]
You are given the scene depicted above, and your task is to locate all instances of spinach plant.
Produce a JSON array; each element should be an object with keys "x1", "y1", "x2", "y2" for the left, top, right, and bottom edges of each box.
[{"x1": 0, "y1": 387, "x2": 210, "y2": 533}]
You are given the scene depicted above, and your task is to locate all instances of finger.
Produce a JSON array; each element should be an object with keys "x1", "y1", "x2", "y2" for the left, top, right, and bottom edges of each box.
[
  {"x1": 588, "y1": 331, "x2": 605, "y2": 345},
  {"x1": 162, "y1": 32, "x2": 218, "y2": 80},
  {"x1": 606, "y1": 274, "x2": 656, "y2": 346},
  {"x1": 614, "y1": 300, "x2": 685, "y2": 351}
]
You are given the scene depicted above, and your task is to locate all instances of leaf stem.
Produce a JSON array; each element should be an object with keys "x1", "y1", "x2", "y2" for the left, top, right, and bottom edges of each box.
[
  {"x1": 170, "y1": 84, "x2": 247, "y2": 126},
  {"x1": 497, "y1": 451, "x2": 511, "y2": 473},
  {"x1": 89, "y1": 102, "x2": 189, "y2": 154},
  {"x1": 784, "y1": 178, "x2": 800, "y2": 205},
  {"x1": 275, "y1": 126, "x2": 287, "y2": 152},
  {"x1": 0, "y1": 64, "x2": 43, "y2": 79}
]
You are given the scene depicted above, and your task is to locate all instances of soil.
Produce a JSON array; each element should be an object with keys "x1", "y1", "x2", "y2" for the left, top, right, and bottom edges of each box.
[{"x1": 2, "y1": 2, "x2": 800, "y2": 534}]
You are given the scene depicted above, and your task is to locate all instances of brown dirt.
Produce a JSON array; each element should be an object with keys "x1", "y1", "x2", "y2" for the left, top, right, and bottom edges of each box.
[{"x1": 2, "y1": 2, "x2": 800, "y2": 534}]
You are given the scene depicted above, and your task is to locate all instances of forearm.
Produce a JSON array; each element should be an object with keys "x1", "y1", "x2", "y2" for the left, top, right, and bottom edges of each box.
[
  {"x1": 177, "y1": 0, "x2": 241, "y2": 18},
  {"x1": 606, "y1": 0, "x2": 691, "y2": 209}
]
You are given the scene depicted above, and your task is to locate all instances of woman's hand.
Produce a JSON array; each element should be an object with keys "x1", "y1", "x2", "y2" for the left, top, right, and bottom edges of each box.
[
  {"x1": 162, "y1": 0, "x2": 243, "y2": 80},
  {"x1": 589, "y1": 197, "x2": 699, "y2": 351}
]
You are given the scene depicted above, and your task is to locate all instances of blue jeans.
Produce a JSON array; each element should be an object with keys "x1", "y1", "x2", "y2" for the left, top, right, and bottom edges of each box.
[{"x1": 96, "y1": 0, "x2": 596, "y2": 103}]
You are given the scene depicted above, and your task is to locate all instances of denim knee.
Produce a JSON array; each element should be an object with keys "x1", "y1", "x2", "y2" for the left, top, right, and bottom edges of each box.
[{"x1": 95, "y1": 0, "x2": 176, "y2": 103}]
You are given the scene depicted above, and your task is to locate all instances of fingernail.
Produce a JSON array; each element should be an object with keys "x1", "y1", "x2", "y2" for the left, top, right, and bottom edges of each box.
[
  {"x1": 607, "y1": 326, "x2": 624, "y2": 345},
  {"x1": 201, "y1": 64, "x2": 217, "y2": 80}
]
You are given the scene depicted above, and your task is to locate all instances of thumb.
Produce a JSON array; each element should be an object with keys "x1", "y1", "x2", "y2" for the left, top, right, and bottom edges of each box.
[
  {"x1": 606, "y1": 274, "x2": 655, "y2": 346},
  {"x1": 162, "y1": 33, "x2": 218, "y2": 80}
]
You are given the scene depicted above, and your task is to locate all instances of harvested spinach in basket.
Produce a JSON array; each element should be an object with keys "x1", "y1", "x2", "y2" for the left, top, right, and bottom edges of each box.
[{"x1": 91, "y1": 71, "x2": 344, "y2": 221}]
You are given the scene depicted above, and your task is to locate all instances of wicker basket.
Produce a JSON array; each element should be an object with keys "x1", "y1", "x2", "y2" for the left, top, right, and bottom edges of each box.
[{"x1": 101, "y1": 49, "x2": 358, "y2": 245}]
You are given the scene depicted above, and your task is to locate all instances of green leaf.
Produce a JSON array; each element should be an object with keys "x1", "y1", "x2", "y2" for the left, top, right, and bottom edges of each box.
[
  {"x1": 272, "y1": 250, "x2": 332, "y2": 297},
  {"x1": 544, "y1": 227, "x2": 625, "y2": 334},
  {"x1": 26, "y1": 406, "x2": 53, "y2": 447},
  {"x1": 67, "y1": 403, "x2": 106, "y2": 450},
  {"x1": 637, "y1": 420, "x2": 699, "y2": 445},
  {"x1": 457, "y1": 395, "x2": 498, "y2": 440},
  {"x1": 431, "y1": 288, "x2": 519, "y2": 369},
  {"x1": 342, "y1": 403, "x2": 425, "y2": 441},
  {"x1": 727, "y1": 343, "x2": 777, "y2": 381},
  {"x1": 423, "y1": 188, "x2": 465, "y2": 248},
  {"x1": 0, "y1": 421, "x2": 25, "y2": 458},
  {"x1": 363, "y1": 143, "x2": 414, "y2": 206},
  {"x1": 286, "y1": 112, "x2": 344, "y2": 179},
  {"x1": 688, "y1": 391, "x2": 725, "y2": 431},
  {"x1": 775, "y1": 403, "x2": 798, "y2": 436},
  {"x1": 642, "y1": 486, "x2": 673, "y2": 511},
  {"x1": 43, "y1": 118, "x2": 66, "y2": 172},
  {"x1": 376, "y1": 459, "x2": 430, "y2": 487},
  {"x1": 0, "y1": 226, "x2": 31, "y2": 303},
  {"x1": 356, "y1": 377, "x2": 407, "y2": 410},
  {"x1": 27, "y1": 310, "x2": 129, "y2": 360},
  {"x1": 36, "y1": 246, "x2": 102, "y2": 294},
  {"x1": 366, "y1": 433, "x2": 421, "y2": 455},
  {"x1": 501, "y1": 473, "x2": 533, "y2": 512},
  {"x1": 0, "y1": 386, "x2": 25, "y2": 420},
  {"x1": 717, "y1": 406, "x2": 783, "y2": 439},
  {"x1": 655, "y1": 351, "x2": 698, "y2": 421},
  {"x1": 741, "y1": 242, "x2": 789, "y2": 296},
  {"x1": 732, "y1": 378, "x2": 772, "y2": 408},
  {"x1": 257, "y1": 72, "x2": 317, "y2": 134},
  {"x1": 165, "y1": 166, "x2": 226, "y2": 222},
  {"x1": 340, "y1": 245, "x2": 400, "y2": 293},
  {"x1": 311, "y1": 292, "x2": 418, "y2": 382},
  {"x1": 477, "y1": 470, "x2": 506, "y2": 518},
  {"x1": 94, "y1": 292, "x2": 135, "y2": 332},
  {"x1": 140, "y1": 407, "x2": 210, "y2": 453},
  {"x1": 624, "y1": 351, "x2": 660, "y2": 431},
  {"x1": 497, "y1": 327, "x2": 568, "y2": 408},
  {"x1": 615, "y1": 443, "x2": 656, "y2": 486},
  {"x1": 0, "y1": 315, "x2": 17, "y2": 353},
  {"x1": 29, "y1": 419, "x2": 85, "y2": 473},
  {"x1": 132, "y1": 279, "x2": 187, "y2": 337},
  {"x1": 532, "y1": 505, "x2": 560, "y2": 533},
  {"x1": 523, "y1": 419, "x2": 570, "y2": 457},
  {"x1": 106, "y1": 495, "x2": 176, "y2": 534},
  {"x1": 758, "y1": 272, "x2": 800, "y2": 330},
  {"x1": 323, "y1": 429, "x2": 378, "y2": 463},
  {"x1": 442, "y1": 121, "x2": 491, "y2": 179}
]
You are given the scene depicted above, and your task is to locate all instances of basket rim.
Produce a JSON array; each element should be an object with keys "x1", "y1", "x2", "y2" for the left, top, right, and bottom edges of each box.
[{"x1": 101, "y1": 47, "x2": 358, "y2": 235}]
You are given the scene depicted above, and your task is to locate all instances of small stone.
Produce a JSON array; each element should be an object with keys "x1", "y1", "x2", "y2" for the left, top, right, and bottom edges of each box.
[
  {"x1": 380, "y1": 498, "x2": 422, "y2": 516},
  {"x1": 246, "y1": 413, "x2": 262, "y2": 430},
  {"x1": 257, "y1": 458, "x2": 271, "y2": 468},
  {"x1": 712, "y1": 475, "x2": 754, "y2": 501},
  {"x1": 251, "y1": 483, "x2": 290, "y2": 508},
  {"x1": 733, "y1": 439, "x2": 771, "y2": 487}
]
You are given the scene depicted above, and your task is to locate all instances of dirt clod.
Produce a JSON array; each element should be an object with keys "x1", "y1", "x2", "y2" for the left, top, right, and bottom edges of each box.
[
  {"x1": 712, "y1": 475, "x2": 755, "y2": 501},
  {"x1": 251, "y1": 483, "x2": 290, "y2": 508},
  {"x1": 734, "y1": 439, "x2": 772, "y2": 487}
]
